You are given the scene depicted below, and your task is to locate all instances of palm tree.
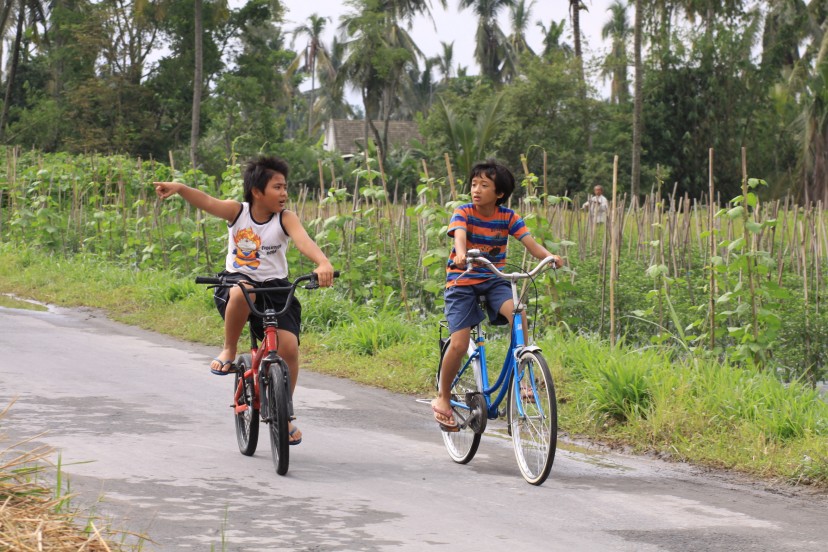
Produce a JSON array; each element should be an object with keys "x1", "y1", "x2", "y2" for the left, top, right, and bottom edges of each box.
[
  {"x1": 432, "y1": 40, "x2": 454, "y2": 83},
  {"x1": 630, "y1": 0, "x2": 642, "y2": 199},
  {"x1": 508, "y1": 0, "x2": 535, "y2": 55},
  {"x1": 312, "y1": 36, "x2": 352, "y2": 126},
  {"x1": 458, "y1": 0, "x2": 515, "y2": 83},
  {"x1": 339, "y1": 0, "x2": 442, "y2": 162},
  {"x1": 190, "y1": 0, "x2": 202, "y2": 169},
  {"x1": 290, "y1": 14, "x2": 333, "y2": 135},
  {"x1": 435, "y1": 91, "x2": 507, "y2": 182},
  {"x1": 0, "y1": 3, "x2": 24, "y2": 141},
  {"x1": 600, "y1": 0, "x2": 631, "y2": 105},
  {"x1": 784, "y1": 2, "x2": 828, "y2": 204},
  {"x1": 0, "y1": 0, "x2": 49, "y2": 140},
  {"x1": 501, "y1": 0, "x2": 534, "y2": 82},
  {"x1": 569, "y1": 0, "x2": 582, "y2": 59},
  {"x1": 536, "y1": 18, "x2": 572, "y2": 58}
]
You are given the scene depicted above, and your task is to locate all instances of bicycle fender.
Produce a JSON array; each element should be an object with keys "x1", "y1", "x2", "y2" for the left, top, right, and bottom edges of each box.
[{"x1": 516, "y1": 345, "x2": 542, "y2": 357}]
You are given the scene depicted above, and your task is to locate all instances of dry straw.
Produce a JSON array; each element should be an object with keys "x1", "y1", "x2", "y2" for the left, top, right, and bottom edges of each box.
[{"x1": 0, "y1": 401, "x2": 143, "y2": 551}]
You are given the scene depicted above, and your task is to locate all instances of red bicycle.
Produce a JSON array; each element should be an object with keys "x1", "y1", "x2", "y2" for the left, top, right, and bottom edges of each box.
[{"x1": 195, "y1": 272, "x2": 337, "y2": 475}]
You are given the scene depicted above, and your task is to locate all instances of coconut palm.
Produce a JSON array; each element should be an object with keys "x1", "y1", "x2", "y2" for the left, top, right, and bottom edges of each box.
[
  {"x1": 536, "y1": 18, "x2": 572, "y2": 58},
  {"x1": 432, "y1": 40, "x2": 454, "y2": 83},
  {"x1": 435, "y1": 90, "x2": 507, "y2": 182},
  {"x1": 631, "y1": 0, "x2": 642, "y2": 199},
  {"x1": 501, "y1": 0, "x2": 534, "y2": 82},
  {"x1": 600, "y1": 0, "x2": 631, "y2": 105},
  {"x1": 312, "y1": 36, "x2": 352, "y2": 127},
  {"x1": 290, "y1": 13, "x2": 334, "y2": 136},
  {"x1": 0, "y1": 0, "x2": 49, "y2": 140},
  {"x1": 458, "y1": 0, "x2": 515, "y2": 83},
  {"x1": 508, "y1": 0, "x2": 535, "y2": 55},
  {"x1": 784, "y1": 2, "x2": 828, "y2": 204},
  {"x1": 339, "y1": 0, "x2": 442, "y2": 161}
]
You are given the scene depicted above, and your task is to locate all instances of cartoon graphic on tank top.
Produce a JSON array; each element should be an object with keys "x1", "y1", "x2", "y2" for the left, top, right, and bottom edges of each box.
[{"x1": 232, "y1": 228, "x2": 261, "y2": 269}]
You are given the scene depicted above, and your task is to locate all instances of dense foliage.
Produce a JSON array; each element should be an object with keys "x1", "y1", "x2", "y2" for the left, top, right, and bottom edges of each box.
[{"x1": 0, "y1": 1, "x2": 827, "y2": 204}]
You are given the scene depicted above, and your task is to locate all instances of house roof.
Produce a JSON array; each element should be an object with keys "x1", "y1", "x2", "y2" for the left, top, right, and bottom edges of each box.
[{"x1": 323, "y1": 119, "x2": 422, "y2": 155}]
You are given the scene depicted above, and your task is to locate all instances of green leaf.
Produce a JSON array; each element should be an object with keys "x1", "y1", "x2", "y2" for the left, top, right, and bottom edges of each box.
[
  {"x1": 745, "y1": 221, "x2": 762, "y2": 234},
  {"x1": 726, "y1": 206, "x2": 744, "y2": 219},
  {"x1": 727, "y1": 237, "x2": 745, "y2": 252}
]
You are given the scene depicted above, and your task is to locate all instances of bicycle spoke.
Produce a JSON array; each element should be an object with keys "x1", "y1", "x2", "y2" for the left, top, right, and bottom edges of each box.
[{"x1": 510, "y1": 351, "x2": 557, "y2": 485}]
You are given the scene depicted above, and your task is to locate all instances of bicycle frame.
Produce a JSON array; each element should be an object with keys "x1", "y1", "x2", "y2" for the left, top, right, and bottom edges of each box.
[
  {"x1": 234, "y1": 319, "x2": 281, "y2": 414},
  {"x1": 447, "y1": 251, "x2": 556, "y2": 423},
  {"x1": 450, "y1": 306, "x2": 530, "y2": 420}
]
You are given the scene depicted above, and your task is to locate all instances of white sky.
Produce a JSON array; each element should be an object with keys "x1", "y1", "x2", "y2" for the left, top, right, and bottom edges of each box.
[{"x1": 279, "y1": 0, "x2": 616, "y2": 99}]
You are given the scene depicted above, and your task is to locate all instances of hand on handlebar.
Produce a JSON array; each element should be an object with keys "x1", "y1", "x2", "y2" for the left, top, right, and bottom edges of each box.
[
  {"x1": 453, "y1": 251, "x2": 467, "y2": 270},
  {"x1": 313, "y1": 261, "x2": 335, "y2": 288}
]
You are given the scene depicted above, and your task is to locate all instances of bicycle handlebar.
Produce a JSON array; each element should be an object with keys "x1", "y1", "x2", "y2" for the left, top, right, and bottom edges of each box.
[
  {"x1": 195, "y1": 271, "x2": 340, "y2": 319},
  {"x1": 460, "y1": 249, "x2": 557, "y2": 281}
]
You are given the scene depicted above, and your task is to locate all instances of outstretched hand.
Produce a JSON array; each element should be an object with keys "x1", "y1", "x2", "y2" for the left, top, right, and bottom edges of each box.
[{"x1": 154, "y1": 181, "x2": 183, "y2": 200}]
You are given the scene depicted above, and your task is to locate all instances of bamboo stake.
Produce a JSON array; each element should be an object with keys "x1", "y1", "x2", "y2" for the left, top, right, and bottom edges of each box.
[
  {"x1": 444, "y1": 153, "x2": 457, "y2": 201},
  {"x1": 708, "y1": 148, "x2": 716, "y2": 350},
  {"x1": 609, "y1": 155, "x2": 619, "y2": 346},
  {"x1": 741, "y1": 147, "x2": 760, "y2": 362},
  {"x1": 377, "y1": 154, "x2": 411, "y2": 319},
  {"x1": 799, "y1": 219, "x2": 813, "y2": 386},
  {"x1": 542, "y1": 150, "x2": 548, "y2": 208}
]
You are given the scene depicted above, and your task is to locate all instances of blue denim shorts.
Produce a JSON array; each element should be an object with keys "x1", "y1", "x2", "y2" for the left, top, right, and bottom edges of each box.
[{"x1": 444, "y1": 278, "x2": 513, "y2": 334}]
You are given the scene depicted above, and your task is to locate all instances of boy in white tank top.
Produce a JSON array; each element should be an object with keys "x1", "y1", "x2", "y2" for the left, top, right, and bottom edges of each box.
[{"x1": 155, "y1": 156, "x2": 334, "y2": 445}]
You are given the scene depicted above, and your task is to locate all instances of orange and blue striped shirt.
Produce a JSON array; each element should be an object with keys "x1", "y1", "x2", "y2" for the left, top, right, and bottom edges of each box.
[{"x1": 446, "y1": 204, "x2": 529, "y2": 287}]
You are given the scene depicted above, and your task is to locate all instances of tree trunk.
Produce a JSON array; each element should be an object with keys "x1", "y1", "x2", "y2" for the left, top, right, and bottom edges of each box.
[
  {"x1": 190, "y1": 0, "x2": 203, "y2": 170},
  {"x1": 570, "y1": 1, "x2": 581, "y2": 59},
  {"x1": 0, "y1": 6, "x2": 24, "y2": 141},
  {"x1": 631, "y1": 0, "x2": 643, "y2": 200}
]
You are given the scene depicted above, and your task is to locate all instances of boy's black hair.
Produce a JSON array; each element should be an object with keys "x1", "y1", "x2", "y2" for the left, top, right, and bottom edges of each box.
[
  {"x1": 468, "y1": 159, "x2": 515, "y2": 205},
  {"x1": 243, "y1": 155, "x2": 290, "y2": 204}
]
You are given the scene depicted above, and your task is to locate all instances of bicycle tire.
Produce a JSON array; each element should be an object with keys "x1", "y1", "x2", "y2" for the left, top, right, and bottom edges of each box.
[
  {"x1": 509, "y1": 350, "x2": 557, "y2": 485},
  {"x1": 234, "y1": 354, "x2": 259, "y2": 456},
  {"x1": 263, "y1": 359, "x2": 290, "y2": 475},
  {"x1": 437, "y1": 339, "x2": 482, "y2": 464}
]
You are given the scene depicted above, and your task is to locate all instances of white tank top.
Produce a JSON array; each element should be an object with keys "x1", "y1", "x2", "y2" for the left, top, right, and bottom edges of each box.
[{"x1": 224, "y1": 203, "x2": 289, "y2": 281}]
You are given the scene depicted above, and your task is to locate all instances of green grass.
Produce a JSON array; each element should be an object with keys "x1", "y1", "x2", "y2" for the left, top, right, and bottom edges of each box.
[{"x1": 1, "y1": 244, "x2": 826, "y2": 487}]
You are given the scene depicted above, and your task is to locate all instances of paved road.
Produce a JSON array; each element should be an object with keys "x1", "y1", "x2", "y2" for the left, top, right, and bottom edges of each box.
[{"x1": 0, "y1": 302, "x2": 826, "y2": 551}]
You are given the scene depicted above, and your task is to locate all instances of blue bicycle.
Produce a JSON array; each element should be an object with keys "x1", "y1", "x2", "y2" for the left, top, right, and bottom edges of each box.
[{"x1": 437, "y1": 249, "x2": 558, "y2": 485}]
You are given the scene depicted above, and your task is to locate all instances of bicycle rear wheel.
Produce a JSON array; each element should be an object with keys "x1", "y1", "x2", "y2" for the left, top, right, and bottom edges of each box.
[
  {"x1": 262, "y1": 359, "x2": 290, "y2": 475},
  {"x1": 509, "y1": 350, "x2": 557, "y2": 485},
  {"x1": 234, "y1": 354, "x2": 259, "y2": 456},
  {"x1": 437, "y1": 339, "x2": 483, "y2": 464}
]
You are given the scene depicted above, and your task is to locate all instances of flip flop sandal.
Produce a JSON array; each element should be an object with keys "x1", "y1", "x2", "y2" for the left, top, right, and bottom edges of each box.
[
  {"x1": 210, "y1": 358, "x2": 237, "y2": 376},
  {"x1": 289, "y1": 425, "x2": 303, "y2": 445},
  {"x1": 432, "y1": 402, "x2": 460, "y2": 432}
]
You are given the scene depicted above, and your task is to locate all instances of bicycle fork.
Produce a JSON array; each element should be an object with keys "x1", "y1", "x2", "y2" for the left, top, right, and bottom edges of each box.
[{"x1": 260, "y1": 356, "x2": 294, "y2": 423}]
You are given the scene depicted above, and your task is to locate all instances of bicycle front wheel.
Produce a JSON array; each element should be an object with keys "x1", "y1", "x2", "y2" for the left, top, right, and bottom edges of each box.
[
  {"x1": 509, "y1": 350, "x2": 557, "y2": 485},
  {"x1": 234, "y1": 354, "x2": 259, "y2": 456},
  {"x1": 262, "y1": 360, "x2": 290, "y2": 475},
  {"x1": 437, "y1": 339, "x2": 483, "y2": 464}
]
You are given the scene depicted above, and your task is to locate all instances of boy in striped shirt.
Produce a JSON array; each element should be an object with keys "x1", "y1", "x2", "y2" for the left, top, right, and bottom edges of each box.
[{"x1": 432, "y1": 160, "x2": 562, "y2": 431}]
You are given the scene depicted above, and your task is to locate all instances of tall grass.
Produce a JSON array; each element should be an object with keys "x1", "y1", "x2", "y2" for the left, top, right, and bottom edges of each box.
[{"x1": 542, "y1": 331, "x2": 828, "y2": 484}]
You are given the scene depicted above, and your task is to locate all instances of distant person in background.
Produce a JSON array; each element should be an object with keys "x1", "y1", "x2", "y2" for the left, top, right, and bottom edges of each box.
[{"x1": 582, "y1": 185, "x2": 609, "y2": 224}]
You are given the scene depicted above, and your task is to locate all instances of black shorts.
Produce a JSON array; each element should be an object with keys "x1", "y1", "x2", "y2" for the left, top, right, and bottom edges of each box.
[{"x1": 213, "y1": 271, "x2": 302, "y2": 342}]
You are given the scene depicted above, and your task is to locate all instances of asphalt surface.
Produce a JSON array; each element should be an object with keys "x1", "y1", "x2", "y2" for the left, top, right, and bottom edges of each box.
[{"x1": 0, "y1": 301, "x2": 826, "y2": 551}]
